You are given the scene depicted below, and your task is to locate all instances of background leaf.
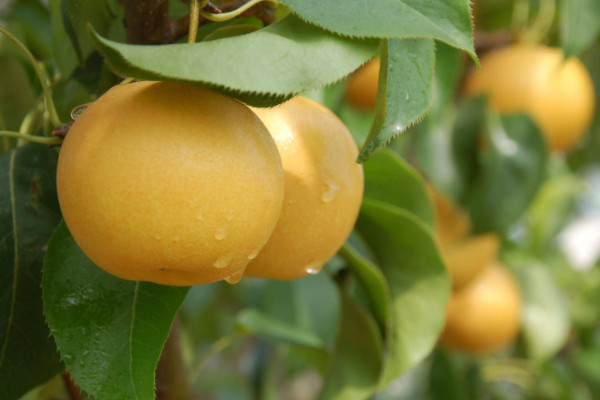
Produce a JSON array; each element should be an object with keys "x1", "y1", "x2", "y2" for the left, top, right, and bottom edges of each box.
[
  {"x1": 450, "y1": 97, "x2": 487, "y2": 201},
  {"x1": 411, "y1": 43, "x2": 466, "y2": 197},
  {"x1": 560, "y1": 0, "x2": 600, "y2": 57},
  {"x1": 467, "y1": 113, "x2": 548, "y2": 233},
  {"x1": 62, "y1": 0, "x2": 118, "y2": 64},
  {"x1": 254, "y1": 274, "x2": 341, "y2": 351},
  {"x1": 517, "y1": 262, "x2": 570, "y2": 361},
  {"x1": 318, "y1": 291, "x2": 383, "y2": 400},
  {"x1": 0, "y1": 56, "x2": 37, "y2": 132},
  {"x1": 429, "y1": 349, "x2": 481, "y2": 400},
  {"x1": 4, "y1": 0, "x2": 51, "y2": 58},
  {"x1": 43, "y1": 222, "x2": 189, "y2": 400},
  {"x1": 92, "y1": 15, "x2": 379, "y2": 107},
  {"x1": 0, "y1": 144, "x2": 63, "y2": 400},
  {"x1": 280, "y1": 0, "x2": 476, "y2": 59},
  {"x1": 49, "y1": 0, "x2": 78, "y2": 77},
  {"x1": 359, "y1": 38, "x2": 435, "y2": 161},
  {"x1": 338, "y1": 242, "x2": 390, "y2": 330},
  {"x1": 237, "y1": 309, "x2": 326, "y2": 349},
  {"x1": 356, "y1": 199, "x2": 450, "y2": 387},
  {"x1": 363, "y1": 149, "x2": 434, "y2": 227}
]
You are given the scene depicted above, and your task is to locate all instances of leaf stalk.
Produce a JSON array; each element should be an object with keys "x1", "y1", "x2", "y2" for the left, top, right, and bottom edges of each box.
[
  {"x1": 199, "y1": 0, "x2": 277, "y2": 22},
  {"x1": 0, "y1": 131, "x2": 63, "y2": 146},
  {"x1": 0, "y1": 27, "x2": 62, "y2": 129}
]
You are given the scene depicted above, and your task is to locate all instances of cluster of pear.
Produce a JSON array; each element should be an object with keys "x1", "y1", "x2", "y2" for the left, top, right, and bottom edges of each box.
[
  {"x1": 345, "y1": 45, "x2": 595, "y2": 152},
  {"x1": 465, "y1": 44, "x2": 595, "y2": 152},
  {"x1": 56, "y1": 81, "x2": 364, "y2": 286},
  {"x1": 429, "y1": 186, "x2": 522, "y2": 354}
]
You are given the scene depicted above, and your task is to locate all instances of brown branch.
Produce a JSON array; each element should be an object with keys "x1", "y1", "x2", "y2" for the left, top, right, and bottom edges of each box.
[
  {"x1": 118, "y1": 0, "x2": 176, "y2": 44},
  {"x1": 119, "y1": 0, "x2": 277, "y2": 44},
  {"x1": 156, "y1": 317, "x2": 193, "y2": 400}
]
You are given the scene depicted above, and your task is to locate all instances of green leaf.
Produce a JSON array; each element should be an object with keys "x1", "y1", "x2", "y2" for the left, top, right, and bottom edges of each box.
[
  {"x1": 363, "y1": 149, "x2": 434, "y2": 227},
  {"x1": 567, "y1": 43, "x2": 600, "y2": 170},
  {"x1": 257, "y1": 274, "x2": 341, "y2": 350},
  {"x1": 411, "y1": 43, "x2": 465, "y2": 196},
  {"x1": 517, "y1": 262, "x2": 570, "y2": 361},
  {"x1": 560, "y1": 0, "x2": 600, "y2": 57},
  {"x1": 356, "y1": 199, "x2": 450, "y2": 387},
  {"x1": 43, "y1": 222, "x2": 189, "y2": 400},
  {"x1": 62, "y1": 0, "x2": 116, "y2": 65},
  {"x1": 526, "y1": 174, "x2": 583, "y2": 255},
  {"x1": 429, "y1": 349, "x2": 481, "y2": 400},
  {"x1": 373, "y1": 358, "x2": 431, "y2": 400},
  {"x1": 430, "y1": 42, "x2": 463, "y2": 123},
  {"x1": 0, "y1": 144, "x2": 63, "y2": 400},
  {"x1": 359, "y1": 39, "x2": 435, "y2": 161},
  {"x1": 280, "y1": 0, "x2": 476, "y2": 59},
  {"x1": 338, "y1": 243, "x2": 390, "y2": 330},
  {"x1": 318, "y1": 291, "x2": 383, "y2": 400},
  {"x1": 203, "y1": 24, "x2": 260, "y2": 41},
  {"x1": 5, "y1": 0, "x2": 52, "y2": 59},
  {"x1": 451, "y1": 96, "x2": 487, "y2": 201},
  {"x1": 91, "y1": 15, "x2": 379, "y2": 107},
  {"x1": 467, "y1": 112, "x2": 548, "y2": 233},
  {"x1": 237, "y1": 309, "x2": 326, "y2": 348},
  {"x1": 49, "y1": 0, "x2": 78, "y2": 77},
  {"x1": 0, "y1": 56, "x2": 37, "y2": 132}
]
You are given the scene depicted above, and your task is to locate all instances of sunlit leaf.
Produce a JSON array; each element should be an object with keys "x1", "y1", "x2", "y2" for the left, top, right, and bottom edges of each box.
[
  {"x1": 356, "y1": 199, "x2": 450, "y2": 386},
  {"x1": 280, "y1": 0, "x2": 476, "y2": 60},
  {"x1": 91, "y1": 15, "x2": 379, "y2": 107},
  {"x1": 363, "y1": 149, "x2": 434, "y2": 226},
  {"x1": 359, "y1": 39, "x2": 435, "y2": 161}
]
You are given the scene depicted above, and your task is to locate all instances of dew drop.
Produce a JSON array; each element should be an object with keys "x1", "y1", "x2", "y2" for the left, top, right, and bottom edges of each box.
[
  {"x1": 172, "y1": 234, "x2": 180, "y2": 242},
  {"x1": 154, "y1": 234, "x2": 162, "y2": 240},
  {"x1": 195, "y1": 212, "x2": 203, "y2": 220},
  {"x1": 213, "y1": 255, "x2": 232, "y2": 269},
  {"x1": 70, "y1": 103, "x2": 90, "y2": 120},
  {"x1": 215, "y1": 228, "x2": 227, "y2": 241},
  {"x1": 247, "y1": 248, "x2": 261, "y2": 260},
  {"x1": 224, "y1": 271, "x2": 244, "y2": 284},
  {"x1": 305, "y1": 261, "x2": 322, "y2": 275},
  {"x1": 321, "y1": 182, "x2": 340, "y2": 203},
  {"x1": 226, "y1": 209, "x2": 234, "y2": 221}
]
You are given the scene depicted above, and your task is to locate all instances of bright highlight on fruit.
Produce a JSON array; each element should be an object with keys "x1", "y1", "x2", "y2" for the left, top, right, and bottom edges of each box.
[
  {"x1": 441, "y1": 263, "x2": 522, "y2": 354},
  {"x1": 57, "y1": 81, "x2": 284, "y2": 286},
  {"x1": 345, "y1": 58, "x2": 380, "y2": 110},
  {"x1": 245, "y1": 96, "x2": 364, "y2": 280},
  {"x1": 465, "y1": 44, "x2": 596, "y2": 152}
]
